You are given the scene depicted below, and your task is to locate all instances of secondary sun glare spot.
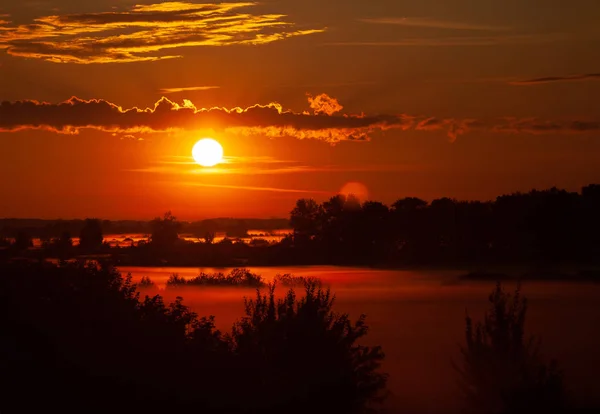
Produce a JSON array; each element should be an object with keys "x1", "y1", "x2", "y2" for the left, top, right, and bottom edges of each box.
[{"x1": 192, "y1": 138, "x2": 224, "y2": 167}]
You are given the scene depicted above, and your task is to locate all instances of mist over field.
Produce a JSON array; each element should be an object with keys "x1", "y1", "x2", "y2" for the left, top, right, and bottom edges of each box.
[{"x1": 129, "y1": 266, "x2": 600, "y2": 413}]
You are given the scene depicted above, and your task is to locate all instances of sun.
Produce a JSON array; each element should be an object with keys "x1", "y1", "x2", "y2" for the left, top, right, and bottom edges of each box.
[{"x1": 192, "y1": 138, "x2": 224, "y2": 167}]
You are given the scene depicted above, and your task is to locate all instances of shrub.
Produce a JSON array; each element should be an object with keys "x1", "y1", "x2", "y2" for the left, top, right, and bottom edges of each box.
[
  {"x1": 138, "y1": 275, "x2": 156, "y2": 288},
  {"x1": 273, "y1": 273, "x2": 321, "y2": 287},
  {"x1": 455, "y1": 282, "x2": 565, "y2": 414},
  {"x1": 166, "y1": 273, "x2": 186, "y2": 287},
  {"x1": 168, "y1": 268, "x2": 266, "y2": 288},
  {"x1": 229, "y1": 280, "x2": 388, "y2": 413},
  {"x1": 0, "y1": 262, "x2": 387, "y2": 413}
]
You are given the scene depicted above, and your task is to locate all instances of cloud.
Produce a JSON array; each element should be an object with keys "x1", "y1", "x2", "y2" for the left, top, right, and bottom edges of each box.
[
  {"x1": 307, "y1": 93, "x2": 343, "y2": 115},
  {"x1": 359, "y1": 17, "x2": 510, "y2": 32},
  {"x1": 138, "y1": 155, "x2": 427, "y2": 175},
  {"x1": 491, "y1": 118, "x2": 600, "y2": 134},
  {"x1": 179, "y1": 182, "x2": 329, "y2": 194},
  {"x1": 0, "y1": 2, "x2": 325, "y2": 63},
  {"x1": 0, "y1": 94, "x2": 414, "y2": 143},
  {"x1": 1, "y1": 93, "x2": 599, "y2": 143},
  {"x1": 119, "y1": 134, "x2": 143, "y2": 141},
  {"x1": 160, "y1": 86, "x2": 221, "y2": 94},
  {"x1": 509, "y1": 73, "x2": 600, "y2": 85},
  {"x1": 323, "y1": 33, "x2": 567, "y2": 47}
]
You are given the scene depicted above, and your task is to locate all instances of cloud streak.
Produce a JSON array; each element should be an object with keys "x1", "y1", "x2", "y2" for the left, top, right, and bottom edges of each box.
[
  {"x1": 160, "y1": 86, "x2": 221, "y2": 94},
  {"x1": 179, "y1": 182, "x2": 328, "y2": 194},
  {"x1": 359, "y1": 17, "x2": 510, "y2": 32},
  {"x1": 1, "y1": 93, "x2": 599, "y2": 143},
  {"x1": 0, "y1": 2, "x2": 324, "y2": 63},
  {"x1": 324, "y1": 33, "x2": 567, "y2": 47},
  {"x1": 509, "y1": 73, "x2": 600, "y2": 85},
  {"x1": 134, "y1": 155, "x2": 427, "y2": 175}
]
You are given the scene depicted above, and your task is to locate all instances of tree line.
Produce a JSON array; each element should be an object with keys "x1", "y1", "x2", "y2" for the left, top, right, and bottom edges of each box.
[
  {"x1": 289, "y1": 184, "x2": 600, "y2": 265},
  {"x1": 3, "y1": 184, "x2": 600, "y2": 267},
  {"x1": 0, "y1": 217, "x2": 289, "y2": 240}
]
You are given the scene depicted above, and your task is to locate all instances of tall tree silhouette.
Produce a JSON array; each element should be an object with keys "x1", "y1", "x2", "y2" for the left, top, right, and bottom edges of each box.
[
  {"x1": 455, "y1": 283, "x2": 564, "y2": 414},
  {"x1": 149, "y1": 211, "x2": 181, "y2": 249},
  {"x1": 231, "y1": 280, "x2": 388, "y2": 413},
  {"x1": 290, "y1": 198, "x2": 323, "y2": 246}
]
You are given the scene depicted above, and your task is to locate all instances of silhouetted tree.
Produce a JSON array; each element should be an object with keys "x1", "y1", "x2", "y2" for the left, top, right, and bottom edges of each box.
[
  {"x1": 231, "y1": 280, "x2": 388, "y2": 413},
  {"x1": 290, "y1": 198, "x2": 323, "y2": 245},
  {"x1": 360, "y1": 201, "x2": 392, "y2": 261},
  {"x1": 79, "y1": 218, "x2": 103, "y2": 251},
  {"x1": 149, "y1": 211, "x2": 181, "y2": 249},
  {"x1": 391, "y1": 197, "x2": 430, "y2": 262},
  {"x1": 455, "y1": 283, "x2": 564, "y2": 414}
]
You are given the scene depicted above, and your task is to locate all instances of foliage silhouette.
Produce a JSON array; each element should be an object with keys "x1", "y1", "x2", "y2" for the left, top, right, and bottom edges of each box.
[
  {"x1": 166, "y1": 268, "x2": 266, "y2": 288},
  {"x1": 149, "y1": 211, "x2": 181, "y2": 249},
  {"x1": 138, "y1": 275, "x2": 156, "y2": 288},
  {"x1": 273, "y1": 273, "x2": 322, "y2": 287},
  {"x1": 4, "y1": 184, "x2": 600, "y2": 270},
  {"x1": 230, "y1": 280, "x2": 388, "y2": 413},
  {"x1": 454, "y1": 282, "x2": 565, "y2": 414},
  {"x1": 285, "y1": 185, "x2": 600, "y2": 267},
  {"x1": 0, "y1": 261, "x2": 387, "y2": 414}
]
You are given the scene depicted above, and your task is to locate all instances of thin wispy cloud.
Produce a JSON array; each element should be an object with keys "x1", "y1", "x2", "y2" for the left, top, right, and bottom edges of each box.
[
  {"x1": 0, "y1": 2, "x2": 325, "y2": 63},
  {"x1": 324, "y1": 33, "x2": 568, "y2": 47},
  {"x1": 159, "y1": 155, "x2": 295, "y2": 165},
  {"x1": 509, "y1": 73, "x2": 600, "y2": 85},
  {"x1": 1, "y1": 93, "x2": 599, "y2": 143},
  {"x1": 132, "y1": 157, "x2": 427, "y2": 176},
  {"x1": 277, "y1": 81, "x2": 378, "y2": 89},
  {"x1": 179, "y1": 182, "x2": 328, "y2": 194},
  {"x1": 359, "y1": 17, "x2": 511, "y2": 32},
  {"x1": 160, "y1": 86, "x2": 221, "y2": 94}
]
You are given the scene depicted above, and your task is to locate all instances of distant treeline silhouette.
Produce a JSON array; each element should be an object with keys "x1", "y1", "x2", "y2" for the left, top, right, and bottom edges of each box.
[
  {"x1": 2, "y1": 184, "x2": 600, "y2": 268},
  {"x1": 163, "y1": 268, "x2": 319, "y2": 289},
  {"x1": 2, "y1": 261, "x2": 598, "y2": 413},
  {"x1": 288, "y1": 185, "x2": 600, "y2": 265},
  {"x1": 0, "y1": 217, "x2": 289, "y2": 239}
]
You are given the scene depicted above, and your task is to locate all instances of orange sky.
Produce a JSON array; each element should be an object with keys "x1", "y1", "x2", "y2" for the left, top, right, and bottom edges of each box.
[{"x1": 1, "y1": 0, "x2": 600, "y2": 219}]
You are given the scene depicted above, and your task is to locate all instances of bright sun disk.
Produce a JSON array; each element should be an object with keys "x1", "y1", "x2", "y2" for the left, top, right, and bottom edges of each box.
[{"x1": 192, "y1": 138, "x2": 224, "y2": 167}]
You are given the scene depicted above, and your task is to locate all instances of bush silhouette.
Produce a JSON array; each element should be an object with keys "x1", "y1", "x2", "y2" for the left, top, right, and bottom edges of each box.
[
  {"x1": 0, "y1": 262, "x2": 387, "y2": 414},
  {"x1": 455, "y1": 282, "x2": 564, "y2": 414},
  {"x1": 138, "y1": 275, "x2": 156, "y2": 288},
  {"x1": 273, "y1": 273, "x2": 321, "y2": 287},
  {"x1": 166, "y1": 268, "x2": 266, "y2": 288},
  {"x1": 230, "y1": 280, "x2": 388, "y2": 413},
  {"x1": 166, "y1": 272, "x2": 187, "y2": 286}
]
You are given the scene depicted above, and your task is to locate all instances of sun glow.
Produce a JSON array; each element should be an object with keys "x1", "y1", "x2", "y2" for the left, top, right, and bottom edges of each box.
[
  {"x1": 340, "y1": 181, "x2": 369, "y2": 201},
  {"x1": 192, "y1": 138, "x2": 224, "y2": 167}
]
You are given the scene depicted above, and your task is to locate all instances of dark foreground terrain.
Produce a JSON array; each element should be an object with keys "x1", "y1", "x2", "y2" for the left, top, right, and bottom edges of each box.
[{"x1": 2, "y1": 261, "x2": 599, "y2": 413}]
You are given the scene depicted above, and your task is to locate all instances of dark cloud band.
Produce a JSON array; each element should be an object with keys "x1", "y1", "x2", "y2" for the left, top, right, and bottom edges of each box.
[{"x1": 1, "y1": 94, "x2": 599, "y2": 143}]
